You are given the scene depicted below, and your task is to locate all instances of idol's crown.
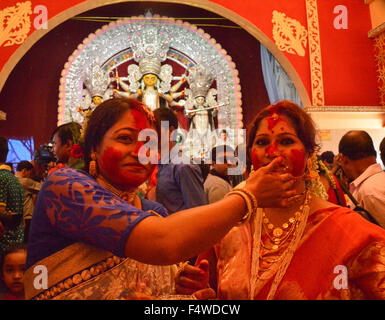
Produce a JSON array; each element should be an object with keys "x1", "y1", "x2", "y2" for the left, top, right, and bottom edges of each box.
[
  {"x1": 83, "y1": 62, "x2": 111, "y2": 98},
  {"x1": 187, "y1": 64, "x2": 215, "y2": 98},
  {"x1": 130, "y1": 22, "x2": 170, "y2": 77}
]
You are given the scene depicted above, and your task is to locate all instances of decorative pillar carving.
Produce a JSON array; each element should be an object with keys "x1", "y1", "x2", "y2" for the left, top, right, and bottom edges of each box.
[
  {"x1": 305, "y1": 0, "x2": 325, "y2": 106},
  {"x1": 370, "y1": 24, "x2": 385, "y2": 106}
]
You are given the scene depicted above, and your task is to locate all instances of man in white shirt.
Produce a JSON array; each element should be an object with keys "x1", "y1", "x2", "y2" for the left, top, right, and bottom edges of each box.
[
  {"x1": 204, "y1": 145, "x2": 236, "y2": 204},
  {"x1": 338, "y1": 130, "x2": 385, "y2": 228}
]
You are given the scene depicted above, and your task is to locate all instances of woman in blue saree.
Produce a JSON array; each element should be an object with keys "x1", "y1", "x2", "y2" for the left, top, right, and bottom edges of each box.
[{"x1": 24, "y1": 98, "x2": 298, "y2": 300}]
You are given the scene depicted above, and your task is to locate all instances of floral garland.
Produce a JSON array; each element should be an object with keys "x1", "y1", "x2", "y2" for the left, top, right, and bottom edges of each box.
[
  {"x1": 305, "y1": 153, "x2": 328, "y2": 200},
  {"x1": 316, "y1": 157, "x2": 337, "y2": 189}
]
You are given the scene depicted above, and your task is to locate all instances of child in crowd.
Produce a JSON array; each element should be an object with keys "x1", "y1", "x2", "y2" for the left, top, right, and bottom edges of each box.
[{"x1": 0, "y1": 244, "x2": 26, "y2": 300}]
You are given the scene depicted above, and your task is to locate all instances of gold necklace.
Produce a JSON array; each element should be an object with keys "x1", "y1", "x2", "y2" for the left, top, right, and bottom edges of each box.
[
  {"x1": 96, "y1": 176, "x2": 138, "y2": 206},
  {"x1": 249, "y1": 191, "x2": 312, "y2": 299},
  {"x1": 258, "y1": 191, "x2": 311, "y2": 270},
  {"x1": 261, "y1": 194, "x2": 308, "y2": 250}
]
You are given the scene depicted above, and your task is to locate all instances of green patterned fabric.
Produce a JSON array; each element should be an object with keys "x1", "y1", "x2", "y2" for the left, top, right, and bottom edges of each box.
[{"x1": 0, "y1": 169, "x2": 24, "y2": 254}]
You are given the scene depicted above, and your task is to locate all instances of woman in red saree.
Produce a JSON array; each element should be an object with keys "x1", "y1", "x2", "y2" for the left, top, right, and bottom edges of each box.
[{"x1": 175, "y1": 101, "x2": 385, "y2": 300}]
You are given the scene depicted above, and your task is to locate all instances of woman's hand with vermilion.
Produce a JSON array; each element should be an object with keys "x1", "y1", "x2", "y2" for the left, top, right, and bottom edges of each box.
[{"x1": 244, "y1": 156, "x2": 298, "y2": 208}]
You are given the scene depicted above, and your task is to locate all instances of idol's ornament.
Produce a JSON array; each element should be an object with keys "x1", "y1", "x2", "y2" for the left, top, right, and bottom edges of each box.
[
  {"x1": 113, "y1": 22, "x2": 186, "y2": 111},
  {"x1": 183, "y1": 64, "x2": 225, "y2": 158},
  {"x1": 78, "y1": 58, "x2": 114, "y2": 141},
  {"x1": 82, "y1": 58, "x2": 113, "y2": 109},
  {"x1": 58, "y1": 13, "x2": 242, "y2": 156}
]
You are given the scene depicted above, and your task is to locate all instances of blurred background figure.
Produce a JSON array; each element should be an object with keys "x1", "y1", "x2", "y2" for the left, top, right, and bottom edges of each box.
[
  {"x1": 316, "y1": 156, "x2": 347, "y2": 207},
  {"x1": 154, "y1": 107, "x2": 207, "y2": 215},
  {"x1": 15, "y1": 161, "x2": 42, "y2": 243},
  {"x1": 204, "y1": 145, "x2": 236, "y2": 204},
  {"x1": 320, "y1": 151, "x2": 335, "y2": 171},
  {"x1": 49, "y1": 122, "x2": 83, "y2": 175},
  {"x1": 338, "y1": 130, "x2": 385, "y2": 228},
  {"x1": 0, "y1": 137, "x2": 24, "y2": 257}
]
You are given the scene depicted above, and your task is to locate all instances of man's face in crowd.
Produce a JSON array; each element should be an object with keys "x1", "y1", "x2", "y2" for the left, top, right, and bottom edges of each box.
[
  {"x1": 213, "y1": 151, "x2": 236, "y2": 176},
  {"x1": 52, "y1": 133, "x2": 71, "y2": 164},
  {"x1": 339, "y1": 154, "x2": 355, "y2": 182}
]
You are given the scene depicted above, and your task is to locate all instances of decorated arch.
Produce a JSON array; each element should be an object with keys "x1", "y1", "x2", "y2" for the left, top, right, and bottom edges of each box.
[{"x1": 58, "y1": 14, "x2": 242, "y2": 131}]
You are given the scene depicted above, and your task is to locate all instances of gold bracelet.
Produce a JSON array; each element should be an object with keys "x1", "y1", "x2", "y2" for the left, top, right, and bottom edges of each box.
[
  {"x1": 232, "y1": 188, "x2": 258, "y2": 211},
  {"x1": 226, "y1": 188, "x2": 257, "y2": 225}
]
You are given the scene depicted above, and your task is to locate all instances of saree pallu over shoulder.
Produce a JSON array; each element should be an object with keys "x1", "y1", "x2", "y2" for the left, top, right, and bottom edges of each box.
[
  {"x1": 24, "y1": 242, "x2": 178, "y2": 300},
  {"x1": 215, "y1": 206, "x2": 385, "y2": 300}
]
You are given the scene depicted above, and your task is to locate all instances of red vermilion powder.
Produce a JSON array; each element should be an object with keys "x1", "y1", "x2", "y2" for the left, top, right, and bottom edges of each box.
[{"x1": 99, "y1": 146, "x2": 148, "y2": 191}]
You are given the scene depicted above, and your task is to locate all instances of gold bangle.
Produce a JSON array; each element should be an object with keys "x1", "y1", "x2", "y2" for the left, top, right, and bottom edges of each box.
[
  {"x1": 226, "y1": 189, "x2": 257, "y2": 225},
  {"x1": 232, "y1": 188, "x2": 258, "y2": 211}
]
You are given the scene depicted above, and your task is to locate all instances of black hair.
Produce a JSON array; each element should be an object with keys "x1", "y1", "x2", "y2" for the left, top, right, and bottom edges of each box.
[
  {"x1": 210, "y1": 145, "x2": 235, "y2": 163},
  {"x1": 158, "y1": 96, "x2": 169, "y2": 109},
  {"x1": 153, "y1": 107, "x2": 179, "y2": 136},
  {"x1": 199, "y1": 164, "x2": 210, "y2": 182},
  {"x1": 0, "y1": 136, "x2": 8, "y2": 163},
  {"x1": 338, "y1": 130, "x2": 377, "y2": 160},
  {"x1": 51, "y1": 122, "x2": 81, "y2": 145},
  {"x1": 16, "y1": 161, "x2": 33, "y2": 172},
  {"x1": 0, "y1": 244, "x2": 27, "y2": 273},
  {"x1": 320, "y1": 151, "x2": 335, "y2": 165}
]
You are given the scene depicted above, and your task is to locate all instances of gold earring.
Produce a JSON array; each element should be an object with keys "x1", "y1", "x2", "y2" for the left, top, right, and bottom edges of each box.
[
  {"x1": 305, "y1": 154, "x2": 319, "y2": 180},
  {"x1": 89, "y1": 152, "x2": 97, "y2": 177}
]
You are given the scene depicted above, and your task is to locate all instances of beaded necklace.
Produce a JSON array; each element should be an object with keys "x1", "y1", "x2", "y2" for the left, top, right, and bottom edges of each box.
[{"x1": 249, "y1": 190, "x2": 312, "y2": 299}]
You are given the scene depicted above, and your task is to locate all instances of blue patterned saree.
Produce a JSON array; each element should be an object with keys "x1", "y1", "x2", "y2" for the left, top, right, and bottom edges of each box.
[{"x1": 24, "y1": 168, "x2": 181, "y2": 300}]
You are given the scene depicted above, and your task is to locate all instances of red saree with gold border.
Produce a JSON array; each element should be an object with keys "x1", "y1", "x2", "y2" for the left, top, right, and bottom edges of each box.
[{"x1": 214, "y1": 206, "x2": 385, "y2": 300}]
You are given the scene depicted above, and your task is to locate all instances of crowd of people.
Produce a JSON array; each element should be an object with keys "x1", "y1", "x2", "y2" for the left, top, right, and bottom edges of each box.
[{"x1": 1, "y1": 98, "x2": 385, "y2": 300}]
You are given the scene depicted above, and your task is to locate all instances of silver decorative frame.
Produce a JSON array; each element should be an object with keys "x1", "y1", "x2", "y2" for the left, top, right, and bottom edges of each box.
[{"x1": 58, "y1": 14, "x2": 243, "y2": 131}]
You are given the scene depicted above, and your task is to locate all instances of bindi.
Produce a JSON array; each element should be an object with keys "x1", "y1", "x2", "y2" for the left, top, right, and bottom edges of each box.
[
  {"x1": 266, "y1": 113, "x2": 280, "y2": 131},
  {"x1": 266, "y1": 113, "x2": 291, "y2": 133}
]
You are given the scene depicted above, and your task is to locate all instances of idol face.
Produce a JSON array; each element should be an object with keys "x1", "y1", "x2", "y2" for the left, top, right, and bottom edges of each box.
[
  {"x1": 250, "y1": 114, "x2": 308, "y2": 177},
  {"x1": 195, "y1": 96, "x2": 205, "y2": 106},
  {"x1": 95, "y1": 109, "x2": 155, "y2": 191},
  {"x1": 92, "y1": 96, "x2": 103, "y2": 105},
  {"x1": 142, "y1": 74, "x2": 158, "y2": 87}
]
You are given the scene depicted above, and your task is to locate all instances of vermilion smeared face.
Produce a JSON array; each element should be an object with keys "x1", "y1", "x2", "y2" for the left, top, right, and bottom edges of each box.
[
  {"x1": 250, "y1": 114, "x2": 308, "y2": 177},
  {"x1": 96, "y1": 109, "x2": 155, "y2": 191}
]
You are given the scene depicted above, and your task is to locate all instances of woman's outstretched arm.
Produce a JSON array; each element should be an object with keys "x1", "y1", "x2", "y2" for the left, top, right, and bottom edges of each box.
[{"x1": 125, "y1": 156, "x2": 297, "y2": 265}]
